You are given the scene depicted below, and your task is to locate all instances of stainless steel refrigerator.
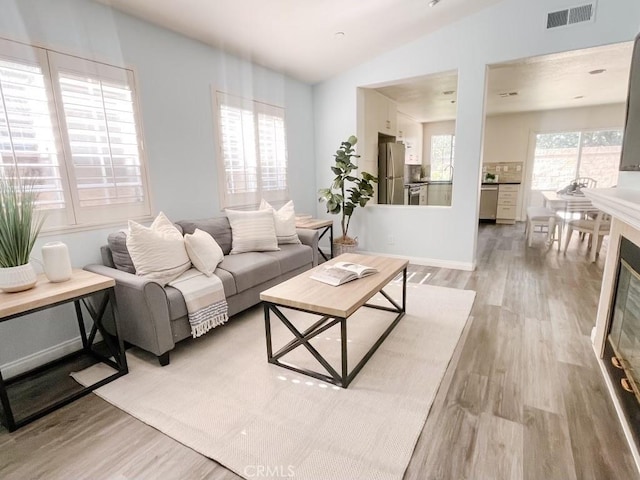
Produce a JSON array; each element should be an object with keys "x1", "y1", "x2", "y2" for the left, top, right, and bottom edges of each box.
[{"x1": 378, "y1": 142, "x2": 406, "y2": 205}]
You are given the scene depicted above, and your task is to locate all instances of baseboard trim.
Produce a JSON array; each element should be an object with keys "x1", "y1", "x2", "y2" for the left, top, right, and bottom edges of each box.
[
  {"x1": 1, "y1": 336, "x2": 85, "y2": 380},
  {"x1": 356, "y1": 250, "x2": 476, "y2": 271}
]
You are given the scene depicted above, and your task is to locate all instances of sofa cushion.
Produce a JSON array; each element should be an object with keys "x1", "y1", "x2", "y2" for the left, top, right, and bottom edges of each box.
[
  {"x1": 262, "y1": 244, "x2": 313, "y2": 275},
  {"x1": 176, "y1": 217, "x2": 233, "y2": 255},
  {"x1": 107, "y1": 231, "x2": 136, "y2": 274},
  {"x1": 217, "y1": 252, "x2": 280, "y2": 294}
]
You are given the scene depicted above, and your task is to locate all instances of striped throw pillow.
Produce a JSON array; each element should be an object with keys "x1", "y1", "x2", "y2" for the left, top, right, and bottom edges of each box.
[
  {"x1": 225, "y1": 209, "x2": 280, "y2": 254},
  {"x1": 259, "y1": 199, "x2": 301, "y2": 245}
]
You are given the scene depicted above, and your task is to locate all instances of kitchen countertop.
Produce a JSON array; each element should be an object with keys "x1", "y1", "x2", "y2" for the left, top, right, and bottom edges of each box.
[
  {"x1": 404, "y1": 181, "x2": 429, "y2": 187},
  {"x1": 481, "y1": 182, "x2": 521, "y2": 185},
  {"x1": 404, "y1": 180, "x2": 451, "y2": 186}
]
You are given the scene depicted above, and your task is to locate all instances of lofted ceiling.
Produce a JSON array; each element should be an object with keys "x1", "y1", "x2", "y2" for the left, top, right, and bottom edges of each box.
[
  {"x1": 376, "y1": 42, "x2": 634, "y2": 123},
  {"x1": 94, "y1": 0, "x2": 633, "y2": 123},
  {"x1": 96, "y1": 0, "x2": 504, "y2": 84}
]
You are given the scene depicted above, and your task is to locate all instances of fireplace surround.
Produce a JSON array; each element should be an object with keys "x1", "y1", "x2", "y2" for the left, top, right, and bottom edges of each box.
[
  {"x1": 585, "y1": 187, "x2": 640, "y2": 473},
  {"x1": 604, "y1": 236, "x2": 640, "y2": 448}
]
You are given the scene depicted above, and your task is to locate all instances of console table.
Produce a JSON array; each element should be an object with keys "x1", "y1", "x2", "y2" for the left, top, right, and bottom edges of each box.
[
  {"x1": 295, "y1": 218, "x2": 333, "y2": 261},
  {"x1": 0, "y1": 269, "x2": 128, "y2": 431}
]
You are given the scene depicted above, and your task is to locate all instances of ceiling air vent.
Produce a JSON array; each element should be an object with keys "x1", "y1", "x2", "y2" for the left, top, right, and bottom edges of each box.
[{"x1": 546, "y1": 2, "x2": 596, "y2": 29}]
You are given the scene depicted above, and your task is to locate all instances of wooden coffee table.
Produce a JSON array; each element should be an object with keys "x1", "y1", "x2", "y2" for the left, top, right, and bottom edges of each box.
[{"x1": 260, "y1": 253, "x2": 408, "y2": 388}]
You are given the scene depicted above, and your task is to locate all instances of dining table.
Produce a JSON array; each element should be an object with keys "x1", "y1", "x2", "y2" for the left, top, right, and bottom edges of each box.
[{"x1": 541, "y1": 190, "x2": 596, "y2": 251}]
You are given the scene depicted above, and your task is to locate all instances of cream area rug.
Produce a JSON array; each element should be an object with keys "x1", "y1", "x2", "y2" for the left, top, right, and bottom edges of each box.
[{"x1": 73, "y1": 283, "x2": 475, "y2": 480}]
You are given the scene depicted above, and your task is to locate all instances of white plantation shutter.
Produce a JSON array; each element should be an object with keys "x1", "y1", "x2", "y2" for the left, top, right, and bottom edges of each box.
[
  {"x1": 0, "y1": 40, "x2": 71, "y2": 227},
  {"x1": 216, "y1": 91, "x2": 288, "y2": 208},
  {"x1": 0, "y1": 37, "x2": 150, "y2": 230},
  {"x1": 49, "y1": 52, "x2": 150, "y2": 224},
  {"x1": 257, "y1": 107, "x2": 287, "y2": 193}
]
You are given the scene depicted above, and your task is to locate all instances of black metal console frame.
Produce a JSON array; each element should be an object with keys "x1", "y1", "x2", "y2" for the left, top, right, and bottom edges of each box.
[
  {"x1": 263, "y1": 268, "x2": 406, "y2": 388},
  {"x1": 317, "y1": 223, "x2": 334, "y2": 261},
  {"x1": 0, "y1": 287, "x2": 128, "y2": 432}
]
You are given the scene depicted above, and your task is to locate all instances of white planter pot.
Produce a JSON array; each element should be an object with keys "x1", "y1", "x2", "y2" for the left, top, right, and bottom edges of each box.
[{"x1": 0, "y1": 263, "x2": 37, "y2": 293}]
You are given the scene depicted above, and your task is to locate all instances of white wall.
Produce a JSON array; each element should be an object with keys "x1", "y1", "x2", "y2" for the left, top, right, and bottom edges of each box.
[
  {"x1": 0, "y1": 0, "x2": 316, "y2": 371},
  {"x1": 484, "y1": 103, "x2": 627, "y2": 218},
  {"x1": 313, "y1": 0, "x2": 640, "y2": 270}
]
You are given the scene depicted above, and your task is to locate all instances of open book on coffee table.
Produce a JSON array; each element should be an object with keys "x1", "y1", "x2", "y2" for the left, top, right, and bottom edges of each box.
[{"x1": 310, "y1": 261, "x2": 378, "y2": 286}]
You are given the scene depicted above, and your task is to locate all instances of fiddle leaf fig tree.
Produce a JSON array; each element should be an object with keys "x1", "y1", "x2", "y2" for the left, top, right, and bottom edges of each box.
[{"x1": 318, "y1": 135, "x2": 377, "y2": 244}]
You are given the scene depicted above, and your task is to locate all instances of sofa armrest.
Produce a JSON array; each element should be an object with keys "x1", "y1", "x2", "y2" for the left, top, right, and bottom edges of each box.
[
  {"x1": 84, "y1": 264, "x2": 175, "y2": 357},
  {"x1": 296, "y1": 228, "x2": 320, "y2": 266}
]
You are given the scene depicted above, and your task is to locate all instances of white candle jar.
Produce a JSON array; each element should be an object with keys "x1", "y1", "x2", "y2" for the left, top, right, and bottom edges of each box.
[{"x1": 41, "y1": 242, "x2": 72, "y2": 282}]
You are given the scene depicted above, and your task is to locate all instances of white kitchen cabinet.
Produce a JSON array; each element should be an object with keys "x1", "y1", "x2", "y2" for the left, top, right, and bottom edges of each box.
[
  {"x1": 496, "y1": 184, "x2": 519, "y2": 224},
  {"x1": 398, "y1": 112, "x2": 423, "y2": 165},
  {"x1": 427, "y1": 183, "x2": 452, "y2": 206},
  {"x1": 366, "y1": 90, "x2": 397, "y2": 136}
]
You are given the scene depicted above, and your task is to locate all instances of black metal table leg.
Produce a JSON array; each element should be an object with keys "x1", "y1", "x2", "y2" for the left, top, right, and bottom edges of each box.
[
  {"x1": 317, "y1": 224, "x2": 334, "y2": 261},
  {"x1": 0, "y1": 368, "x2": 16, "y2": 431},
  {"x1": 264, "y1": 303, "x2": 273, "y2": 360}
]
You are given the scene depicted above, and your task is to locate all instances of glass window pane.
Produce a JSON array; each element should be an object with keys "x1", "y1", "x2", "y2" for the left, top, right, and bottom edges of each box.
[
  {"x1": 579, "y1": 130, "x2": 621, "y2": 188},
  {"x1": 58, "y1": 71, "x2": 145, "y2": 208},
  {"x1": 430, "y1": 134, "x2": 454, "y2": 181},
  {"x1": 531, "y1": 132, "x2": 580, "y2": 190},
  {"x1": 0, "y1": 57, "x2": 65, "y2": 209}
]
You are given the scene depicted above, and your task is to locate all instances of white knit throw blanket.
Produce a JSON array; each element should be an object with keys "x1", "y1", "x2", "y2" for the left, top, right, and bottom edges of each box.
[{"x1": 169, "y1": 268, "x2": 229, "y2": 338}]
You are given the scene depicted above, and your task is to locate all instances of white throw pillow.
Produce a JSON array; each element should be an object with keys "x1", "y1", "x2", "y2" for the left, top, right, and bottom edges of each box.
[
  {"x1": 225, "y1": 208, "x2": 280, "y2": 254},
  {"x1": 126, "y1": 212, "x2": 191, "y2": 286},
  {"x1": 184, "y1": 228, "x2": 224, "y2": 276},
  {"x1": 260, "y1": 199, "x2": 301, "y2": 245}
]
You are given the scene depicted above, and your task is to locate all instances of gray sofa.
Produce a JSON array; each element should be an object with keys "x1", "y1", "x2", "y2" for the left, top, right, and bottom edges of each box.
[{"x1": 84, "y1": 216, "x2": 319, "y2": 366}]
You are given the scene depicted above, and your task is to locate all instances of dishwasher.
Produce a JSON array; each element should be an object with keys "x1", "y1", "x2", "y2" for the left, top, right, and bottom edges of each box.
[{"x1": 479, "y1": 184, "x2": 499, "y2": 220}]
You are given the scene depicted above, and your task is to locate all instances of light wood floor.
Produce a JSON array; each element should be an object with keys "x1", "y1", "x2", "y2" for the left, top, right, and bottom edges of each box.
[{"x1": 0, "y1": 223, "x2": 638, "y2": 479}]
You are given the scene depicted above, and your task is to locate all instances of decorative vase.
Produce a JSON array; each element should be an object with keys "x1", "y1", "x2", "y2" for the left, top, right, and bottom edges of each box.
[
  {"x1": 42, "y1": 242, "x2": 72, "y2": 283},
  {"x1": 0, "y1": 263, "x2": 37, "y2": 293}
]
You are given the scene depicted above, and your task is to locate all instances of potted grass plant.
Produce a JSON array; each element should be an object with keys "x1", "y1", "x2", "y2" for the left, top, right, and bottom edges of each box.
[
  {"x1": 0, "y1": 176, "x2": 45, "y2": 292},
  {"x1": 318, "y1": 135, "x2": 377, "y2": 255}
]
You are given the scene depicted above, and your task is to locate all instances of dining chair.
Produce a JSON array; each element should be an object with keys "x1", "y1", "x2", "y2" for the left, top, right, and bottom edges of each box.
[
  {"x1": 563, "y1": 210, "x2": 611, "y2": 262},
  {"x1": 525, "y1": 206, "x2": 558, "y2": 247},
  {"x1": 571, "y1": 177, "x2": 597, "y2": 189}
]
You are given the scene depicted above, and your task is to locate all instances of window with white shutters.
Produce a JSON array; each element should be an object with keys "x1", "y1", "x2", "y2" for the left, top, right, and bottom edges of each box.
[
  {"x1": 0, "y1": 42, "x2": 70, "y2": 228},
  {"x1": 0, "y1": 37, "x2": 150, "y2": 229},
  {"x1": 216, "y1": 91, "x2": 288, "y2": 208}
]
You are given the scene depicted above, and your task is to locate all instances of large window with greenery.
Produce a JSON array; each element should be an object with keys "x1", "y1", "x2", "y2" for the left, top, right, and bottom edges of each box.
[
  {"x1": 0, "y1": 38, "x2": 150, "y2": 229},
  {"x1": 531, "y1": 129, "x2": 622, "y2": 190},
  {"x1": 216, "y1": 91, "x2": 288, "y2": 208},
  {"x1": 430, "y1": 134, "x2": 455, "y2": 181}
]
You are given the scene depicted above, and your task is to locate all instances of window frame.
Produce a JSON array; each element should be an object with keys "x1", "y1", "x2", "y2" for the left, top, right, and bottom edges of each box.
[
  {"x1": 214, "y1": 90, "x2": 289, "y2": 209},
  {"x1": 0, "y1": 36, "x2": 152, "y2": 232}
]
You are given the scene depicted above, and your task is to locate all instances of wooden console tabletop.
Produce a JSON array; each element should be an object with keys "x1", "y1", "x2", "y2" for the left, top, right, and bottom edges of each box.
[{"x1": 0, "y1": 269, "x2": 115, "y2": 320}]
